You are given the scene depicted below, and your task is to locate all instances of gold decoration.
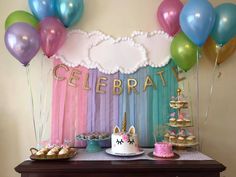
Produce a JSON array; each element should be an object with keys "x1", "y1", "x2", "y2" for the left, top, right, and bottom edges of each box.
[
  {"x1": 177, "y1": 88, "x2": 182, "y2": 96},
  {"x1": 83, "y1": 73, "x2": 90, "y2": 90},
  {"x1": 128, "y1": 126, "x2": 135, "y2": 135},
  {"x1": 113, "y1": 126, "x2": 120, "y2": 134},
  {"x1": 203, "y1": 37, "x2": 236, "y2": 65},
  {"x1": 127, "y1": 78, "x2": 138, "y2": 95},
  {"x1": 53, "y1": 64, "x2": 69, "y2": 81},
  {"x1": 122, "y1": 112, "x2": 127, "y2": 132},
  {"x1": 143, "y1": 75, "x2": 156, "y2": 91},
  {"x1": 113, "y1": 79, "x2": 123, "y2": 95},
  {"x1": 68, "y1": 69, "x2": 81, "y2": 87},
  {"x1": 96, "y1": 76, "x2": 108, "y2": 94},
  {"x1": 172, "y1": 67, "x2": 186, "y2": 82},
  {"x1": 156, "y1": 71, "x2": 166, "y2": 86}
]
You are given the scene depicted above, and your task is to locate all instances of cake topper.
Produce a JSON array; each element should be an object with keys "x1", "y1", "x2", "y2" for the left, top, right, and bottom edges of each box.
[{"x1": 122, "y1": 112, "x2": 127, "y2": 132}]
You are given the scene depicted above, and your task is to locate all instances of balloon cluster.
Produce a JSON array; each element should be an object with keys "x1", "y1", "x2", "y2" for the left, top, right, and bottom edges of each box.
[
  {"x1": 4, "y1": 0, "x2": 84, "y2": 67},
  {"x1": 157, "y1": 0, "x2": 236, "y2": 71}
]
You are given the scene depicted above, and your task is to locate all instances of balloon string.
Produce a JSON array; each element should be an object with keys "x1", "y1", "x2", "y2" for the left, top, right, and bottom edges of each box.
[
  {"x1": 204, "y1": 47, "x2": 220, "y2": 125},
  {"x1": 39, "y1": 54, "x2": 44, "y2": 145},
  {"x1": 196, "y1": 48, "x2": 200, "y2": 150},
  {"x1": 187, "y1": 77, "x2": 194, "y2": 132},
  {"x1": 26, "y1": 67, "x2": 38, "y2": 146},
  {"x1": 41, "y1": 68, "x2": 53, "y2": 140}
]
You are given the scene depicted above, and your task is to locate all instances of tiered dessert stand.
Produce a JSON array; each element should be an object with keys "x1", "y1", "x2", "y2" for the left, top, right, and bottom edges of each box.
[{"x1": 165, "y1": 88, "x2": 198, "y2": 148}]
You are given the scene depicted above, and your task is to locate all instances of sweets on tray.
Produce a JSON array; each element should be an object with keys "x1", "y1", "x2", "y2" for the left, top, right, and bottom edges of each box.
[
  {"x1": 77, "y1": 132, "x2": 110, "y2": 140},
  {"x1": 31, "y1": 146, "x2": 76, "y2": 160}
]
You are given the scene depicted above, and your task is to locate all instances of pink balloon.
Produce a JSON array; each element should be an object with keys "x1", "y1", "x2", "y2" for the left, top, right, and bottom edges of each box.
[
  {"x1": 39, "y1": 17, "x2": 67, "y2": 58},
  {"x1": 157, "y1": 0, "x2": 183, "y2": 36}
]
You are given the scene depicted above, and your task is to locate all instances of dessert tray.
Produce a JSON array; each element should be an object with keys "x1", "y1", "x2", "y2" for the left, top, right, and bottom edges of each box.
[
  {"x1": 166, "y1": 123, "x2": 193, "y2": 128},
  {"x1": 105, "y1": 148, "x2": 145, "y2": 157},
  {"x1": 30, "y1": 147, "x2": 77, "y2": 161},
  {"x1": 170, "y1": 142, "x2": 199, "y2": 147},
  {"x1": 76, "y1": 132, "x2": 110, "y2": 153}
]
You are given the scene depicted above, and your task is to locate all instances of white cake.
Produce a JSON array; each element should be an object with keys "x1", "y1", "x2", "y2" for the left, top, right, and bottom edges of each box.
[{"x1": 111, "y1": 125, "x2": 139, "y2": 154}]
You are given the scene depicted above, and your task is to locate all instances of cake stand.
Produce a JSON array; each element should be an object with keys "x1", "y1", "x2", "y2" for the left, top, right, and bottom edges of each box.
[{"x1": 76, "y1": 134, "x2": 110, "y2": 153}]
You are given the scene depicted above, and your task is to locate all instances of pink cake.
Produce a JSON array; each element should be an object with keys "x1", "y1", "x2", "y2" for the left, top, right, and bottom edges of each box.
[{"x1": 153, "y1": 142, "x2": 174, "y2": 158}]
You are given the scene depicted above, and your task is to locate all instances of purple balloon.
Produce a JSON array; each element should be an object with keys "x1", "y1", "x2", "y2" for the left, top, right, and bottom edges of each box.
[{"x1": 5, "y1": 22, "x2": 40, "y2": 66}]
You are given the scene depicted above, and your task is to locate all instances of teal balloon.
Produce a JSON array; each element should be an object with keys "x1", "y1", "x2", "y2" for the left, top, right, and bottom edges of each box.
[
  {"x1": 56, "y1": 0, "x2": 84, "y2": 27},
  {"x1": 211, "y1": 3, "x2": 236, "y2": 46},
  {"x1": 28, "y1": 0, "x2": 56, "y2": 20}
]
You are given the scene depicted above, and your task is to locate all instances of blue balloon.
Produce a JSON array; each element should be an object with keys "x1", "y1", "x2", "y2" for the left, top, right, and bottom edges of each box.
[
  {"x1": 211, "y1": 3, "x2": 236, "y2": 46},
  {"x1": 28, "y1": 0, "x2": 56, "y2": 20},
  {"x1": 56, "y1": 0, "x2": 84, "y2": 28},
  {"x1": 180, "y1": 0, "x2": 215, "y2": 46}
]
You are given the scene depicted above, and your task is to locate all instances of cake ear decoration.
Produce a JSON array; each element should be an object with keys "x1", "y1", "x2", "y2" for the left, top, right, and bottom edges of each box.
[
  {"x1": 113, "y1": 126, "x2": 120, "y2": 134},
  {"x1": 128, "y1": 126, "x2": 135, "y2": 135}
]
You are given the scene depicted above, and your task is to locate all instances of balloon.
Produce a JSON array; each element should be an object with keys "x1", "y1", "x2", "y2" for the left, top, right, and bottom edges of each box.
[
  {"x1": 39, "y1": 17, "x2": 67, "y2": 58},
  {"x1": 56, "y1": 0, "x2": 84, "y2": 27},
  {"x1": 211, "y1": 3, "x2": 236, "y2": 46},
  {"x1": 203, "y1": 37, "x2": 236, "y2": 65},
  {"x1": 157, "y1": 0, "x2": 183, "y2": 36},
  {"x1": 28, "y1": 0, "x2": 56, "y2": 20},
  {"x1": 4, "y1": 23, "x2": 40, "y2": 66},
  {"x1": 171, "y1": 32, "x2": 198, "y2": 71},
  {"x1": 180, "y1": 0, "x2": 215, "y2": 46},
  {"x1": 5, "y1": 10, "x2": 39, "y2": 30}
]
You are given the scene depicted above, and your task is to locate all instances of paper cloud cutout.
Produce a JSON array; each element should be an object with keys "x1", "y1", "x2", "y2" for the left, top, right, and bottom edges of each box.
[
  {"x1": 54, "y1": 30, "x2": 173, "y2": 74},
  {"x1": 132, "y1": 31, "x2": 173, "y2": 68},
  {"x1": 89, "y1": 37, "x2": 147, "y2": 74},
  {"x1": 54, "y1": 30, "x2": 108, "y2": 67}
]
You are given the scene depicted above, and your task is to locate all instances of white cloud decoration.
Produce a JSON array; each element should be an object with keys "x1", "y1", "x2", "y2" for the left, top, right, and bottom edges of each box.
[{"x1": 54, "y1": 30, "x2": 173, "y2": 74}]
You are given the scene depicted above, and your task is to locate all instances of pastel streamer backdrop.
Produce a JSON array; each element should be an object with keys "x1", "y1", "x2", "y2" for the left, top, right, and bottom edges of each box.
[{"x1": 51, "y1": 60, "x2": 177, "y2": 147}]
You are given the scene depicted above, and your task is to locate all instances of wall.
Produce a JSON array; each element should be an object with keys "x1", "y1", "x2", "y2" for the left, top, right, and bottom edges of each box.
[{"x1": 0, "y1": 0, "x2": 235, "y2": 177}]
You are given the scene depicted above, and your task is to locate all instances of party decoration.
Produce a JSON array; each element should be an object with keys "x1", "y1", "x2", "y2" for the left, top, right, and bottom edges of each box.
[
  {"x1": 203, "y1": 37, "x2": 236, "y2": 65},
  {"x1": 51, "y1": 60, "x2": 178, "y2": 146},
  {"x1": 180, "y1": 0, "x2": 215, "y2": 46},
  {"x1": 39, "y1": 17, "x2": 67, "y2": 58},
  {"x1": 28, "y1": 0, "x2": 56, "y2": 20},
  {"x1": 157, "y1": 0, "x2": 183, "y2": 36},
  {"x1": 56, "y1": 0, "x2": 84, "y2": 27},
  {"x1": 211, "y1": 3, "x2": 236, "y2": 46},
  {"x1": 4, "y1": 23, "x2": 40, "y2": 66},
  {"x1": 5, "y1": 10, "x2": 38, "y2": 30},
  {"x1": 171, "y1": 32, "x2": 198, "y2": 71}
]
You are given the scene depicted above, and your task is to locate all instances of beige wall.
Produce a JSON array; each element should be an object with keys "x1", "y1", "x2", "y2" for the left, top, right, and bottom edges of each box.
[{"x1": 0, "y1": 0, "x2": 236, "y2": 177}]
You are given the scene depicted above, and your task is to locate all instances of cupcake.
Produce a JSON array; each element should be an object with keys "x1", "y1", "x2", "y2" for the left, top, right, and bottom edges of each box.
[
  {"x1": 177, "y1": 136, "x2": 185, "y2": 144},
  {"x1": 58, "y1": 148, "x2": 69, "y2": 158},
  {"x1": 164, "y1": 132, "x2": 170, "y2": 142},
  {"x1": 169, "y1": 135, "x2": 177, "y2": 143},
  {"x1": 184, "y1": 119, "x2": 191, "y2": 126},
  {"x1": 186, "y1": 136, "x2": 196, "y2": 144},
  {"x1": 178, "y1": 129, "x2": 187, "y2": 137},
  {"x1": 169, "y1": 118, "x2": 176, "y2": 125},
  {"x1": 47, "y1": 150, "x2": 57, "y2": 159},
  {"x1": 176, "y1": 119, "x2": 184, "y2": 126}
]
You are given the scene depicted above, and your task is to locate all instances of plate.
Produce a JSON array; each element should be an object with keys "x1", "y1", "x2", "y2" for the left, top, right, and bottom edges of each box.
[
  {"x1": 105, "y1": 148, "x2": 144, "y2": 157},
  {"x1": 147, "y1": 152, "x2": 179, "y2": 159}
]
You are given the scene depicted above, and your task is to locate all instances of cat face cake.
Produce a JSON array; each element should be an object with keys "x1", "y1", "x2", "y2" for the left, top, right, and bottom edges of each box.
[{"x1": 111, "y1": 125, "x2": 139, "y2": 154}]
